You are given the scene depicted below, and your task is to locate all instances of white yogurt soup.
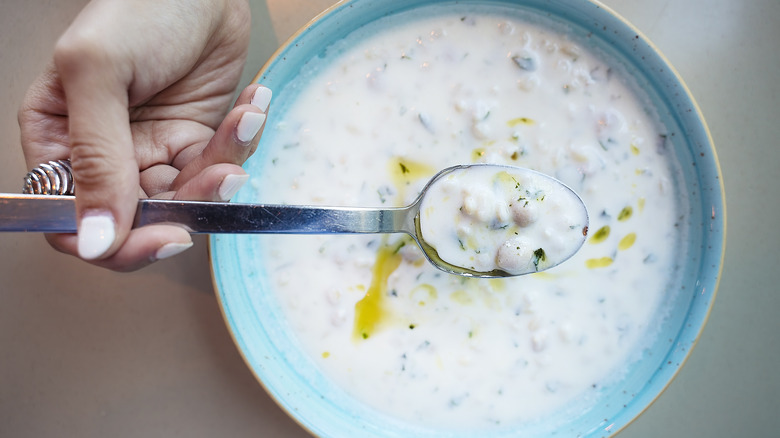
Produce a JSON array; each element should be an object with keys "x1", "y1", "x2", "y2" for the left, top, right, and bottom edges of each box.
[
  {"x1": 419, "y1": 164, "x2": 589, "y2": 276},
  {"x1": 245, "y1": 4, "x2": 687, "y2": 433}
]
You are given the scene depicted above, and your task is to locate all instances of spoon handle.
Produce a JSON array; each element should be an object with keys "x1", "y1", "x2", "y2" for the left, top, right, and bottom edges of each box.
[{"x1": 0, "y1": 194, "x2": 410, "y2": 235}]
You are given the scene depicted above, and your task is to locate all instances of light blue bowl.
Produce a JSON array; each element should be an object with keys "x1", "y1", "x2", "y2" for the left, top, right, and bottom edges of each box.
[{"x1": 210, "y1": 0, "x2": 725, "y2": 436}]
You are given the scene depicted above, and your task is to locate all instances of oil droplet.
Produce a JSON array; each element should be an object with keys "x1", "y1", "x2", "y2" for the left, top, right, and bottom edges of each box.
[
  {"x1": 389, "y1": 157, "x2": 435, "y2": 186},
  {"x1": 410, "y1": 283, "x2": 438, "y2": 306},
  {"x1": 618, "y1": 233, "x2": 637, "y2": 250},
  {"x1": 630, "y1": 144, "x2": 640, "y2": 155},
  {"x1": 489, "y1": 279, "x2": 507, "y2": 291},
  {"x1": 507, "y1": 117, "x2": 535, "y2": 127},
  {"x1": 590, "y1": 225, "x2": 610, "y2": 244},
  {"x1": 389, "y1": 157, "x2": 436, "y2": 201},
  {"x1": 637, "y1": 198, "x2": 645, "y2": 212},
  {"x1": 322, "y1": 351, "x2": 331, "y2": 359},
  {"x1": 617, "y1": 206, "x2": 633, "y2": 221},
  {"x1": 450, "y1": 290, "x2": 473, "y2": 305},
  {"x1": 353, "y1": 239, "x2": 404, "y2": 340},
  {"x1": 585, "y1": 257, "x2": 614, "y2": 269}
]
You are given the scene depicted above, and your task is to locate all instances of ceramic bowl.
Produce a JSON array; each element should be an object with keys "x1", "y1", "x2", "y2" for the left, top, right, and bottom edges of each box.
[{"x1": 210, "y1": 0, "x2": 725, "y2": 436}]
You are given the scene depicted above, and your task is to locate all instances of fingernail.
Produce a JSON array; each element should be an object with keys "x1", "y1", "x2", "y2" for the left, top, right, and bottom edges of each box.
[
  {"x1": 78, "y1": 211, "x2": 116, "y2": 260},
  {"x1": 236, "y1": 112, "x2": 266, "y2": 144},
  {"x1": 218, "y1": 173, "x2": 249, "y2": 201},
  {"x1": 250, "y1": 86, "x2": 273, "y2": 112},
  {"x1": 154, "y1": 241, "x2": 193, "y2": 261}
]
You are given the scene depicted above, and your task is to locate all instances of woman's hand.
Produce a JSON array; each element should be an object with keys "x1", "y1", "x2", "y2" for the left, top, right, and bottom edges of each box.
[{"x1": 18, "y1": 0, "x2": 270, "y2": 271}]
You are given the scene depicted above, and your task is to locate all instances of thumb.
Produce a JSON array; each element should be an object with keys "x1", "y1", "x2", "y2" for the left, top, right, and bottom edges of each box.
[{"x1": 54, "y1": 34, "x2": 138, "y2": 260}]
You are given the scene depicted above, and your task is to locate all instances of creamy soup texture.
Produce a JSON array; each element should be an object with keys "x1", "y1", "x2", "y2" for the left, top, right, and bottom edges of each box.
[
  {"x1": 247, "y1": 5, "x2": 685, "y2": 432},
  {"x1": 419, "y1": 164, "x2": 589, "y2": 276}
]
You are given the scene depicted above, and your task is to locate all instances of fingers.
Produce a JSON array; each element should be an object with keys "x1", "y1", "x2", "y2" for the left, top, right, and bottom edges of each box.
[
  {"x1": 171, "y1": 84, "x2": 271, "y2": 191},
  {"x1": 174, "y1": 164, "x2": 249, "y2": 201},
  {"x1": 45, "y1": 224, "x2": 193, "y2": 272},
  {"x1": 53, "y1": 24, "x2": 140, "y2": 262},
  {"x1": 18, "y1": 64, "x2": 71, "y2": 169}
]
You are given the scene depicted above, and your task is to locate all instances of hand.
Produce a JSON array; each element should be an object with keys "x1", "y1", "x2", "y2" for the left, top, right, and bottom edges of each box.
[{"x1": 18, "y1": 0, "x2": 270, "y2": 271}]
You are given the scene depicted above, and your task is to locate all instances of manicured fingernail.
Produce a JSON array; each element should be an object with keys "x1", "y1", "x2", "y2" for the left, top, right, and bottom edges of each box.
[
  {"x1": 218, "y1": 173, "x2": 249, "y2": 201},
  {"x1": 154, "y1": 241, "x2": 193, "y2": 261},
  {"x1": 236, "y1": 112, "x2": 266, "y2": 144},
  {"x1": 250, "y1": 86, "x2": 273, "y2": 112},
  {"x1": 78, "y1": 211, "x2": 116, "y2": 260}
]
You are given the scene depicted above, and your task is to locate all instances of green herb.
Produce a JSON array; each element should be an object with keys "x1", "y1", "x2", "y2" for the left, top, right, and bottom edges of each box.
[
  {"x1": 533, "y1": 248, "x2": 547, "y2": 270},
  {"x1": 399, "y1": 162, "x2": 410, "y2": 174}
]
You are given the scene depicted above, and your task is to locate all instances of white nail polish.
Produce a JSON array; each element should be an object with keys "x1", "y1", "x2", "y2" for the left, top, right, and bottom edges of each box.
[
  {"x1": 236, "y1": 112, "x2": 266, "y2": 143},
  {"x1": 78, "y1": 212, "x2": 116, "y2": 260},
  {"x1": 154, "y1": 241, "x2": 193, "y2": 261},
  {"x1": 250, "y1": 86, "x2": 273, "y2": 112},
  {"x1": 218, "y1": 174, "x2": 249, "y2": 201}
]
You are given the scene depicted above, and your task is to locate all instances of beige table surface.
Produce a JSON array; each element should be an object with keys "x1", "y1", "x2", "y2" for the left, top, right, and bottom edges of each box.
[{"x1": 1, "y1": 0, "x2": 778, "y2": 437}]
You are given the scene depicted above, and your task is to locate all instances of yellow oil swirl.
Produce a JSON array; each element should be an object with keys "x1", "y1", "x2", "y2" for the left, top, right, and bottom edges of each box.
[
  {"x1": 507, "y1": 117, "x2": 535, "y2": 127},
  {"x1": 389, "y1": 157, "x2": 435, "y2": 189},
  {"x1": 352, "y1": 239, "x2": 404, "y2": 340},
  {"x1": 618, "y1": 233, "x2": 637, "y2": 250},
  {"x1": 617, "y1": 206, "x2": 633, "y2": 221},
  {"x1": 585, "y1": 257, "x2": 614, "y2": 269},
  {"x1": 590, "y1": 225, "x2": 610, "y2": 244}
]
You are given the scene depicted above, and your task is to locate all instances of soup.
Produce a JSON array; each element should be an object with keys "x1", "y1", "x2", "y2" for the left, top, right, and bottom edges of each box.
[{"x1": 247, "y1": 4, "x2": 685, "y2": 431}]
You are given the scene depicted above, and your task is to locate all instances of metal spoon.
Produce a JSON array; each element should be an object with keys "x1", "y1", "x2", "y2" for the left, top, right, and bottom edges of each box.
[{"x1": 0, "y1": 164, "x2": 587, "y2": 278}]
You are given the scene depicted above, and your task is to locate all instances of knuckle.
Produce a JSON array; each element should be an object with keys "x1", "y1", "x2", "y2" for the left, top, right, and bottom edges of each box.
[
  {"x1": 53, "y1": 28, "x2": 111, "y2": 73},
  {"x1": 70, "y1": 145, "x2": 134, "y2": 190}
]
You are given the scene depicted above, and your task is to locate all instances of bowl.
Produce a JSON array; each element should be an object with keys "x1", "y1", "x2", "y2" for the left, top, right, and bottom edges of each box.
[{"x1": 210, "y1": 0, "x2": 725, "y2": 436}]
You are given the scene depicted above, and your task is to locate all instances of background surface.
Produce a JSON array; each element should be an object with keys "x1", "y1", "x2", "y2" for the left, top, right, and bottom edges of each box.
[{"x1": 1, "y1": 0, "x2": 777, "y2": 437}]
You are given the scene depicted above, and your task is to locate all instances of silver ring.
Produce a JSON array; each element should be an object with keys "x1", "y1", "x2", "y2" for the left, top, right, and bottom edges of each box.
[{"x1": 23, "y1": 159, "x2": 75, "y2": 195}]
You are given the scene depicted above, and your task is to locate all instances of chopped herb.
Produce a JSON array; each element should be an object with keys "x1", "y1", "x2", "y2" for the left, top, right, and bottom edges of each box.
[
  {"x1": 409, "y1": 324, "x2": 416, "y2": 330},
  {"x1": 399, "y1": 162, "x2": 410, "y2": 174},
  {"x1": 533, "y1": 248, "x2": 547, "y2": 270}
]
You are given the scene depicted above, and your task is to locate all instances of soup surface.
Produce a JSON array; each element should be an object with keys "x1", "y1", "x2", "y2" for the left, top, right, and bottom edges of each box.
[{"x1": 247, "y1": 5, "x2": 685, "y2": 431}]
